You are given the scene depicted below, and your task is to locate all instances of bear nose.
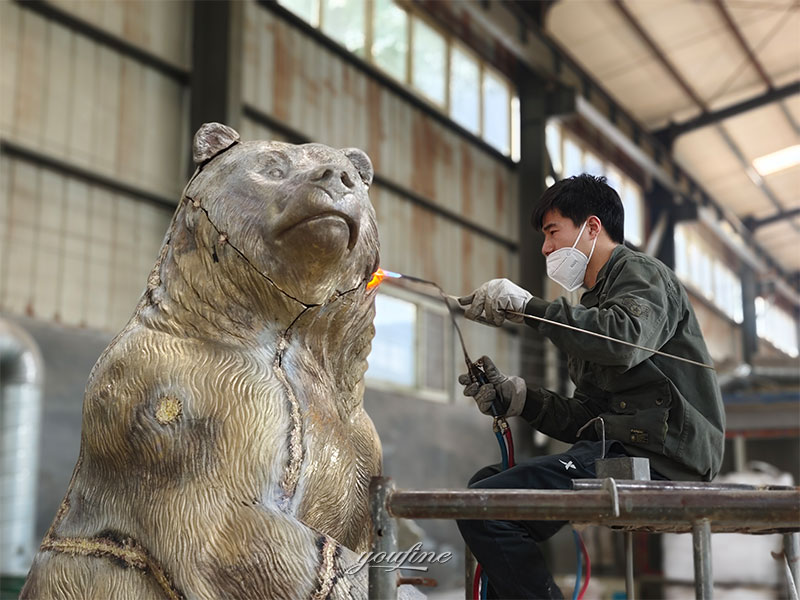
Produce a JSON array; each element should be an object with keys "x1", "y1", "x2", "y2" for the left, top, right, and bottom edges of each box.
[
  {"x1": 310, "y1": 167, "x2": 333, "y2": 181},
  {"x1": 340, "y1": 171, "x2": 355, "y2": 189},
  {"x1": 310, "y1": 166, "x2": 356, "y2": 189}
]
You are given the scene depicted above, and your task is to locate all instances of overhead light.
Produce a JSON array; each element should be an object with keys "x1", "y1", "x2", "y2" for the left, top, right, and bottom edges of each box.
[{"x1": 752, "y1": 144, "x2": 800, "y2": 176}]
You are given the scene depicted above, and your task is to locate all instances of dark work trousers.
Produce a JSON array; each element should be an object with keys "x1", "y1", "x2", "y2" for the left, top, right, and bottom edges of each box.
[{"x1": 457, "y1": 439, "x2": 653, "y2": 600}]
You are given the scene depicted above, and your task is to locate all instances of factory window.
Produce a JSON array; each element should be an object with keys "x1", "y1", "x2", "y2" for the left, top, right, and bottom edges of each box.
[
  {"x1": 277, "y1": 0, "x2": 520, "y2": 159},
  {"x1": 366, "y1": 290, "x2": 452, "y2": 400},
  {"x1": 280, "y1": 0, "x2": 319, "y2": 26},
  {"x1": 713, "y1": 262, "x2": 744, "y2": 324},
  {"x1": 367, "y1": 294, "x2": 416, "y2": 386},
  {"x1": 548, "y1": 124, "x2": 644, "y2": 247},
  {"x1": 483, "y1": 67, "x2": 511, "y2": 155},
  {"x1": 372, "y1": 0, "x2": 408, "y2": 81},
  {"x1": 322, "y1": 0, "x2": 366, "y2": 56},
  {"x1": 674, "y1": 224, "x2": 744, "y2": 324},
  {"x1": 411, "y1": 18, "x2": 447, "y2": 106},
  {"x1": 755, "y1": 298, "x2": 799, "y2": 358},
  {"x1": 450, "y1": 45, "x2": 480, "y2": 135}
]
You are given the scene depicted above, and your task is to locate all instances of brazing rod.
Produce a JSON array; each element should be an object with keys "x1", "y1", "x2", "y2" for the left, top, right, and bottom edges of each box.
[{"x1": 446, "y1": 296, "x2": 715, "y2": 371}]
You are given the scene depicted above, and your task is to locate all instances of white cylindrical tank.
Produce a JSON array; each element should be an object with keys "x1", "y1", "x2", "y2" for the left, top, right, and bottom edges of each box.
[{"x1": 0, "y1": 319, "x2": 44, "y2": 577}]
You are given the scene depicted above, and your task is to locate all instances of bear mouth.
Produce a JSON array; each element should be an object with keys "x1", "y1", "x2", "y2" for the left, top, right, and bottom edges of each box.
[{"x1": 280, "y1": 210, "x2": 359, "y2": 251}]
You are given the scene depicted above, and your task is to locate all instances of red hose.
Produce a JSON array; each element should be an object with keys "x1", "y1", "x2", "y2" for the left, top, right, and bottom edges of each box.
[
  {"x1": 503, "y1": 429, "x2": 515, "y2": 467},
  {"x1": 577, "y1": 532, "x2": 591, "y2": 600}
]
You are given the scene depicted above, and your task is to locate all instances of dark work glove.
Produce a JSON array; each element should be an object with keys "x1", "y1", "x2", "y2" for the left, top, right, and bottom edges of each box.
[{"x1": 458, "y1": 356, "x2": 526, "y2": 417}]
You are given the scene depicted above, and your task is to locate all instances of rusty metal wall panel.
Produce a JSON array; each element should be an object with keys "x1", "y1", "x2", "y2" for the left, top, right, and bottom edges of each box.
[
  {"x1": 0, "y1": 156, "x2": 172, "y2": 331},
  {"x1": 46, "y1": 0, "x2": 192, "y2": 69},
  {"x1": 1, "y1": 2, "x2": 186, "y2": 201},
  {"x1": 239, "y1": 116, "x2": 289, "y2": 143},
  {"x1": 369, "y1": 184, "x2": 516, "y2": 303}
]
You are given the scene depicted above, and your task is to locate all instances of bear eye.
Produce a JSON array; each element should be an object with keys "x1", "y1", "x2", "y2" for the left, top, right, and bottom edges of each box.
[{"x1": 267, "y1": 167, "x2": 284, "y2": 179}]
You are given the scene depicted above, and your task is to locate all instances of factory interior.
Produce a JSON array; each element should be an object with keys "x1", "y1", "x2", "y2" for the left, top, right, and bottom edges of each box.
[{"x1": 1, "y1": 0, "x2": 799, "y2": 598}]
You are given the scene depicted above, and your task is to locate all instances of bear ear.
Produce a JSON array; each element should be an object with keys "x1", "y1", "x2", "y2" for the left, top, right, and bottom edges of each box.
[
  {"x1": 342, "y1": 148, "x2": 373, "y2": 188},
  {"x1": 193, "y1": 122, "x2": 240, "y2": 165}
]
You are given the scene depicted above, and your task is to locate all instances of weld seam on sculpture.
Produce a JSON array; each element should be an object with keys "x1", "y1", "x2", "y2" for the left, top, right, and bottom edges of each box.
[
  {"x1": 40, "y1": 535, "x2": 184, "y2": 600},
  {"x1": 312, "y1": 536, "x2": 341, "y2": 600},
  {"x1": 155, "y1": 396, "x2": 183, "y2": 425},
  {"x1": 275, "y1": 334, "x2": 305, "y2": 508},
  {"x1": 187, "y1": 195, "x2": 316, "y2": 308}
]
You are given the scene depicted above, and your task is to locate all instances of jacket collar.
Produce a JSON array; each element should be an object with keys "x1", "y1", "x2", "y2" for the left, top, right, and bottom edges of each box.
[{"x1": 582, "y1": 244, "x2": 627, "y2": 305}]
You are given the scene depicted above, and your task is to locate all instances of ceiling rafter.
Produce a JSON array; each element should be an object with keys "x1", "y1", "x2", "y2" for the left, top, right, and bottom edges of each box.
[
  {"x1": 713, "y1": 0, "x2": 772, "y2": 86},
  {"x1": 611, "y1": 0, "x2": 799, "y2": 240},
  {"x1": 653, "y1": 81, "x2": 800, "y2": 141},
  {"x1": 612, "y1": 0, "x2": 708, "y2": 110},
  {"x1": 745, "y1": 207, "x2": 800, "y2": 231},
  {"x1": 711, "y1": 0, "x2": 800, "y2": 135}
]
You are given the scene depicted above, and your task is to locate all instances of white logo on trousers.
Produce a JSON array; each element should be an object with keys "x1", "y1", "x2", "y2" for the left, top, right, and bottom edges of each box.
[{"x1": 559, "y1": 459, "x2": 576, "y2": 471}]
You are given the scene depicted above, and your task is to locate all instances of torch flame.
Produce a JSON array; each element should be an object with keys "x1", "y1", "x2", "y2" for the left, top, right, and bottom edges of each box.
[
  {"x1": 367, "y1": 268, "x2": 386, "y2": 290},
  {"x1": 366, "y1": 268, "x2": 402, "y2": 290}
]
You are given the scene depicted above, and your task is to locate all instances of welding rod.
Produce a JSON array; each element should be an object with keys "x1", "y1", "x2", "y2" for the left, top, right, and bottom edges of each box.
[{"x1": 445, "y1": 295, "x2": 715, "y2": 371}]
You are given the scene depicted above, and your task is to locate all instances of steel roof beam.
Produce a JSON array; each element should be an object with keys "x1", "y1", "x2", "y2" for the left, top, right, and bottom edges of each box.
[
  {"x1": 612, "y1": 0, "x2": 708, "y2": 109},
  {"x1": 712, "y1": 0, "x2": 799, "y2": 135},
  {"x1": 612, "y1": 0, "x2": 799, "y2": 241},
  {"x1": 654, "y1": 81, "x2": 800, "y2": 142},
  {"x1": 745, "y1": 207, "x2": 800, "y2": 231}
]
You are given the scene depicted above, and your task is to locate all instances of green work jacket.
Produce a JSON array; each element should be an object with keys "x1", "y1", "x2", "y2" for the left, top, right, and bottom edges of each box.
[{"x1": 522, "y1": 244, "x2": 725, "y2": 481}]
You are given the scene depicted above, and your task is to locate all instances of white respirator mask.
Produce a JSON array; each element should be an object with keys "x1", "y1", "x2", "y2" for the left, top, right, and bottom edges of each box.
[{"x1": 546, "y1": 220, "x2": 597, "y2": 292}]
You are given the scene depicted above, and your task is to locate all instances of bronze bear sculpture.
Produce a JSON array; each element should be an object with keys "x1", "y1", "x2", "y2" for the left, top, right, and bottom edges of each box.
[{"x1": 22, "y1": 123, "x2": 389, "y2": 599}]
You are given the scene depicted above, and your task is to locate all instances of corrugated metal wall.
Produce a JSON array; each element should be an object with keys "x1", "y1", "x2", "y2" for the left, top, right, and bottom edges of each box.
[{"x1": 0, "y1": 0, "x2": 189, "y2": 331}]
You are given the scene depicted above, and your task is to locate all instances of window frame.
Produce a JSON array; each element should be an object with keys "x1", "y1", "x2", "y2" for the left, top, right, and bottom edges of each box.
[
  {"x1": 277, "y1": 0, "x2": 520, "y2": 159},
  {"x1": 365, "y1": 284, "x2": 454, "y2": 402}
]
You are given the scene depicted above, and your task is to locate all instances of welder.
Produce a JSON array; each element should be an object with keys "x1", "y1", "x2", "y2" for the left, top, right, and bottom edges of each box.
[{"x1": 456, "y1": 173, "x2": 725, "y2": 599}]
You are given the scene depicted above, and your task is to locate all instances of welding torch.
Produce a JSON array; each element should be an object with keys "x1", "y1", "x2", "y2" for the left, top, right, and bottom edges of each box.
[{"x1": 366, "y1": 268, "x2": 714, "y2": 371}]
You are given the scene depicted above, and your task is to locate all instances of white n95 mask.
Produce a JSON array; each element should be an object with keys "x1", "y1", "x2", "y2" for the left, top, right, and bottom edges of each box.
[{"x1": 546, "y1": 220, "x2": 597, "y2": 292}]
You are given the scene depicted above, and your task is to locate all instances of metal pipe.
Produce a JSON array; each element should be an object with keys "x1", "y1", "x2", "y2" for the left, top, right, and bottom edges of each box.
[
  {"x1": 369, "y1": 477, "x2": 398, "y2": 600},
  {"x1": 785, "y1": 533, "x2": 800, "y2": 600},
  {"x1": 385, "y1": 489, "x2": 800, "y2": 533},
  {"x1": 625, "y1": 531, "x2": 635, "y2": 599},
  {"x1": 572, "y1": 479, "x2": 795, "y2": 492},
  {"x1": 464, "y1": 545, "x2": 476, "y2": 600},
  {"x1": 0, "y1": 319, "x2": 44, "y2": 578},
  {"x1": 692, "y1": 519, "x2": 713, "y2": 600}
]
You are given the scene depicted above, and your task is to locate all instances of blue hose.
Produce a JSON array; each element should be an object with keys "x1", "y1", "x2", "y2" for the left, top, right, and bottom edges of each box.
[
  {"x1": 571, "y1": 529, "x2": 583, "y2": 600},
  {"x1": 494, "y1": 431, "x2": 508, "y2": 470}
]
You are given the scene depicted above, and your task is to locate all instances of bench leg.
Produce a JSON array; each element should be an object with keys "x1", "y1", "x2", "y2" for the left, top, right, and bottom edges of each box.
[
  {"x1": 624, "y1": 531, "x2": 635, "y2": 599},
  {"x1": 784, "y1": 532, "x2": 799, "y2": 600},
  {"x1": 369, "y1": 477, "x2": 398, "y2": 600},
  {"x1": 692, "y1": 519, "x2": 713, "y2": 600}
]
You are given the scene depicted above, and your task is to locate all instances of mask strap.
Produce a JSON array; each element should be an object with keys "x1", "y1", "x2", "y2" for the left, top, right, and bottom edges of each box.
[
  {"x1": 572, "y1": 221, "x2": 588, "y2": 249},
  {"x1": 587, "y1": 234, "x2": 597, "y2": 263}
]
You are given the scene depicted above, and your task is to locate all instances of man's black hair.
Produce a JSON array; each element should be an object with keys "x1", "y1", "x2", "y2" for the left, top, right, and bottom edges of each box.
[{"x1": 531, "y1": 174, "x2": 625, "y2": 244}]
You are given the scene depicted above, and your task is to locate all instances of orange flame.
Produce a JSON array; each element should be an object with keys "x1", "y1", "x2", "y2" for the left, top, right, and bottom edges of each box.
[{"x1": 366, "y1": 268, "x2": 386, "y2": 290}]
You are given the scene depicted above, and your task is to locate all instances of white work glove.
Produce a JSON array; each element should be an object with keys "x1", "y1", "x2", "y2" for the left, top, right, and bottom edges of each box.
[
  {"x1": 458, "y1": 356, "x2": 527, "y2": 417},
  {"x1": 458, "y1": 278, "x2": 533, "y2": 326}
]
